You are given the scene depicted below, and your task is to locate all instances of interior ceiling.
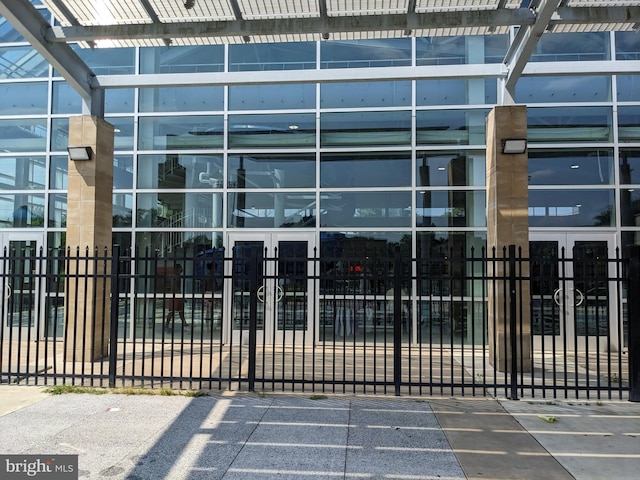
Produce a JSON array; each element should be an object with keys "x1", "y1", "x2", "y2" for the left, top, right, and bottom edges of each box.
[{"x1": 35, "y1": 0, "x2": 640, "y2": 47}]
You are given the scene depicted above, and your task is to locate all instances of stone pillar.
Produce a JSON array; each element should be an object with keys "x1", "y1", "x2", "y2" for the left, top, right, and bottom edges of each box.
[
  {"x1": 486, "y1": 105, "x2": 532, "y2": 372},
  {"x1": 65, "y1": 115, "x2": 114, "y2": 361}
]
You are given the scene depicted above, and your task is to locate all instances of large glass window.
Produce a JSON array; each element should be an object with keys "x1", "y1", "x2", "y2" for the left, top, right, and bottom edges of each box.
[
  {"x1": 0, "y1": 83, "x2": 48, "y2": 115},
  {"x1": 616, "y1": 76, "x2": 640, "y2": 102},
  {"x1": 113, "y1": 193, "x2": 133, "y2": 228},
  {"x1": 0, "y1": 193, "x2": 45, "y2": 227},
  {"x1": 319, "y1": 191, "x2": 411, "y2": 228},
  {"x1": 139, "y1": 46, "x2": 224, "y2": 74},
  {"x1": 527, "y1": 107, "x2": 613, "y2": 143},
  {"x1": 109, "y1": 117, "x2": 135, "y2": 151},
  {"x1": 620, "y1": 150, "x2": 640, "y2": 184},
  {"x1": 49, "y1": 155, "x2": 68, "y2": 190},
  {"x1": 416, "y1": 191, "x2": 486, "y2": 228},
  {"x1": 227, "y1": 191, "x2": 316, "y2": 228},
  {"x1": 138, "y1": 115, "x2": 224, "y2": 150},
  {"x1": 228, "y1": 114, "x2": 316, "y2": 148},
  {"x1": 528, "y1": 149, "x2": 614, "y2": 185},
  {"x1": 417, "y1": 78, "x2": 496, "y2": 106},
  {"x1": 320, "y1": 111, "x2": 411, "y2": 147},
  {"x1": 229, "y1": 42, "x2": 316, "y2": 71},
  {"x1": 416, "y1": 109, "x2": 487, "y2": 145},
  {"x1": 321, "y1": 39, "x2": 411, "y2": 69},
  {"x1": 52, "y1": 82, "x2": 82, "y2": 114},
  {"x1": 516, "y1": 76, "x2": 611, "y2": 103},
  {"x1": 417, "y1": 151, "x2": 485, "y2": 187},
  {"x1": 139, "y1": 86, "x2": 224, "y2": 112},
  {"x1": 618, "y1": 106, "x2": 640, "y2": 143},
  {"x1": 321, "y1": 81, "x2": 411, "y2": 108},
  {"x1": 229, "y1": 84, "x2": 315, "y2": 110},
  {"x1": 616, "y1": 32, "x2": 640, "y2": 60},
  {"x1": 105, "y1": 89, "x2": 135, "y2": 113},
  {"x1": 321, "y1": 152, "x2": 410, "y2": 188},
  {"x1": 114, "y1": 155, "x2": 134, "y2": 189},
  {"x1": 0, "y1": 156, "x2": 46, "y2": 189},
  {"x1": 416, "y1": 35, "x2": 508, "y2": 65},
  {"x1": 70, "y1": 46, "x2": 135, "y2": 75},
  {"x1": 529, "y1": 189, "x2": 615, "y2": 227},
  {"x1": 0, "y1": 119, "x2": 47, "y2": 153},
  {"x1": 137, "y1": 154, "x2": 224, "y2": 189},
  {"x1": 48, "y1": 193, "x2": 66, "y2": 228},
  {"x1": 529, "y1": 32, "x2": 610, "y2": 62},
  {"x1": 137, "y1": 192, "x2": 223, "y2": 228},
  {"x1": 228, "y1": 154, "x2": 315, "y2": 189},
  {"x1": 0, "y1": 46, "x2": 49, "y2": 79}
]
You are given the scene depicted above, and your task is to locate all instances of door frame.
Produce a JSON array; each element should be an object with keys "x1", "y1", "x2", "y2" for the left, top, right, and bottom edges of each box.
[
  {"x1": 0, "y1": 232, "x2": 44, "y2": 339},
  {"x1": 530, "y1": 232, "x2": 619, "y2": 352},
  {"x1": 225, "y1": 232, "x2": 316, "y2": 345}
]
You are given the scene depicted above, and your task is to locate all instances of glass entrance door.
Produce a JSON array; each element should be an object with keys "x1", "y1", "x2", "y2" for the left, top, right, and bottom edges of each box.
[
  {"x1": 226, "y1": 233, "x2": 315, "y2": 345},
  {"x1": 1, "y1": 233, "x2": 43, "y2": 339},
  {"x1": 530, "y1": 233, "x2": 618, "y2": 351}
]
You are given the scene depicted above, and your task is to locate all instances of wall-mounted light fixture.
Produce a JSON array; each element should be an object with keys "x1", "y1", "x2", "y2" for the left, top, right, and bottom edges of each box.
[
  {"x1": 67, "y1": 146, "x2": 92, "y2": 161},
  {"x1": 501, "y1": 138, "x2": 527, "y2": 154}
]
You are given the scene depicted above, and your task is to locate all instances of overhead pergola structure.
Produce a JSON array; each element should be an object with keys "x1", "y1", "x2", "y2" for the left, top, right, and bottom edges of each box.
[{"x1": 1, "y1": 0, "x2": 640, "y2": 113}]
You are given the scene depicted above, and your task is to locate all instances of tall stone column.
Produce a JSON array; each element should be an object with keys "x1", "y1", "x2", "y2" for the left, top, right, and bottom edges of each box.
[
  {"x1": 486, "y1": 105, "x2": 532, "y2": 372},
  {"x1": 65, "y1": 115, "x2": 114, "y2": 361}
]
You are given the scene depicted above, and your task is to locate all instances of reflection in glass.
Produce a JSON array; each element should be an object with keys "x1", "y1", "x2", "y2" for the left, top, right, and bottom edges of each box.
[
  {"x1": 49, "y1": 156, "x2": 67, "y2": 190},
  {"x1": 528, "y1": 149, "x2": 613, "y2": 185},
  {"x1": 139, "y1": 46, "x2": 224, "y2": 74},
  {"x1": 113, "y1": 193, "x2": 132, "y2": 227},
  {"x1": 417, "y1": 151, "x2": 485, "y2": 187},
  {"x1": 618, "y1": 106, "x2": 640, "y2": 143},
  {"x1": 620, "y1": 189, "x2": 640, "y2": 227},
  {"x1": 529, "y1": 189, "x2": 615, "y2": 227},
  {"x1": 616, "y1": 76, "x2": 640, "y2": 102},
  {"x1": 228, "y1": 114, "x2": 316, "y2": 148},
  {"x1": 137, "y1": 192, "x2": 223, "y2": 229},
  {"x1": 52, "y1": 82, "x2": 82, "y2": 114},
  {"x1": 0, "y1": 83, "x2": 48, "y2": 115},
  {"x1": 137, "y1": 154, "x2": 223, "y2": 189},
  {"x1": 516, "y1": 76, "x2": 611, "y2": 103},
  {"x1": 616, "y1": 32, "x2": 640, "y2": 60},
  {"x1": 320, "y1": 191, "x2": 411, "y2": 228},
  {"x1": 105, "y1": 89, "x2": 135, "y2": 113},
  {"x1": 620, "y1": 150, "x2": 640, "y2": 184},
  {"x1": 530, "y1": 240, "x2": 561, "y2": 336},
  {"x1": 230, "y1": 84, "x2": 315, "y2": 110},
  {"x1": 48, "y1": 193, "x2": 66, "y2": 228},
  {"x1": 417, "y1": 78, "x2": 497, "y2": 105},
  {"x1": 527, "y1": 106, "x2": 612, "y2": 143},
  {"x1": 50, "y1": 118, "x2": 69, "y2": 152},
  {"x1": 230, "y1": 42, "x2": 316, "y2": 71},
  {"x1": 139, "y1": 86, "x2": 224, "y2": 112},
  {"x1": 72, "y1": 46, "x2": 135, "y2": 75},
  {"x1": 0, "y1": 118, "x2": 47, "y2": 152},
  {"x1": 227, "y1": 191, "x2": 316, "y2": 228},
  {"x1": 321, "y1": 81, "x2": 411, "y2": 108},
  {"x1": 0, "y1": 46, "x2": 48, "y2": 79},
  {"x1": 0, "y1": 156, "x2": 46, "y2": 189},
  {"x1": 138, "y1": 116, "x2": 224, "y2": 150},
  {"x1": 321, "y1": 152, "x2": 410, "y2": 188},
  {"x1": 109, "y1": 117, "x2": 135, "y2": 150},
  {"x1": 228, "y1": 154, "x2": 315, "y2": 189},
  {"x1": 320, "y1": 111, "x2": 411, "y2": 147},
  {"x1": 530, "y1": 32, "x2": 609, "y2": 62},
  {"x1": 0, "y1": 193, "x2": 45, "y2": 227},
  {"x1": 416, "y1": 109, "x2": 487, "y2": 145},
  {"x1": 113, "y1": 155, "x2": 133, "y2": 189},
  {"x1": 416, "y1": 191, "x2": 486, "y2": 228},
  {"x1": 416, "y1": 35, "x2": 508, "y2": 65},
  {"x1": 574, "y1": 241, "x2": 610, "y2": 336},
  {"x1": 321, "y1": 39, "x2": 411, "y2": 69}
]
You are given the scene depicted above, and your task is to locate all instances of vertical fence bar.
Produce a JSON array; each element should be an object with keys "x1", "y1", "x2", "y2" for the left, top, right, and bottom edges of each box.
[
  {"x1": 108, "y1": 245, "x2": 120, "y2": 389},
  {"x1": 508, "y1": 245, "x2": 519, "y2": 400},
  {"x1": 626, "y1": 245, "x2": 640, "y2": 402}
]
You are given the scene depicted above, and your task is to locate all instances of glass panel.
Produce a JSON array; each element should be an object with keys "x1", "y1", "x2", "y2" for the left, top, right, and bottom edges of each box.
[
  {"x1": 0, "y1": 14, "x2": 27, "y2": 43},
  {"x1": 0, "y1": 156, "x2": 46, "y2": 189},
  {"x1": 616, "y1": 76, "x2": 640, "y2": 102},
  {"x1": 135, "y1": 231, "x2": 218, "y2": 257},
  {"x1": 277, "y1": 241, "x2": 308, "y2": 332},
  {"x1": 527, "y1": 107, "x2": 613, "y2": 143},
  {"x1": 231, "y1": 241, "x2": 264, "y2": 331},
  {"x1": 321, "y1": 152, "x2": 410, "y2": 188},
  {"x1": 620, "y1": 149, "x2": 640, "y2": 184},
  {"x1": 228, "y1": 114, "x2": 316, "y2": 148},
  {"x1": 0, "y1": 193, "x2": 45, "y2": 227},
  {"x1": 228, "y1": 153, "x2": 315, "y2": 189},
  {"x1": 528, "y1": 189, "x2": 615, "y2": 227},
  {"x1": 0, "y1": 46, "x2": 49, "y2": 79},
  {"x1": 50, "y1": 118, "x2": 68, "y2": 152},
  {"x1": 321, "y1": 111, "x2": 411, "y2": 147},
  {"x1": 110, "y1": 117, "x2": 135, "y2": 150},
  {"x1": 416, "y1": 109, "x2": 487, "y2": 145},
  {"x1": 136, "y1": 192, "x2": 223, "y2": 228},
  {"x1": 417, "y1": 78, "x2": 497, "y2": 106},
  {"x1": 416, "y1": 35, "x2": 508, "y2": 65},
  {"x1": 227, "y1": 191, "x2": 316, "y2": 228},
  {"x1": 416, "y1": 190, "x2": 486, "y2": 227},
  {"x1": 52, "y1": 82, "x2": 82, "y2": 114},
  {"x1": 618, "y1": 106, "x2": 640, "y2": 143},
  {"x1": 620, "y1": 188, "x2": 640, "y2": 227},
  {"x1": 516, "y1": 76, "x2": 611, "y2": 103},
  {"x1": 48, "y1": 193, "x2": 66, "y2": 228},
  {"x1": 105, "y1": 89, "x2": 135, "y2": 113},
  {"x1": 114, "y1": 155, "x2": 134, "y2": 189},
  {"x1": 137, "y1": 154, "x2": 223, "y2": 189},
  {"x1": 320, "y1": 191, "x2": 411, "y2": 228},
  {"x1": 529, "y1": 32, "x2": 610, "y2": 62},
  {"x1": 229, "y1": 84, "x2": 315, "y2": 110},
  {"x1": 113, "y1": 193, "x2": 133, "y2": 227},
  {"x1": 139, "y1": 45, "x2": 224, "y2": 74},
  {"x1": 70, "y1": 46, "x2": 135, "y2": 75},
  {"x1": 5, "y1": 240, "x2": 38, "y2": 328},
  {"x1": 0, "y1": 118, "x2": 47, "y2": 153},
  {"x1": 0, "y1": 83, "x2": 48, "y2": 115},
  {"x1": 229, "y1": 42, "x2": 316, "y2": 71},
  {"x1": 321, "y1": 39, "x2": 411, "y2": 68},
  {"x1": 573, "y1": 241, "x2": 609, "y2": 336},
  {"x1": 49, "y1": 155, "x2": 67, "y2": 190},
  {"x1": 528, "y1": 149, "x2": 614, "y2": 185},
  {"x1": 529, "y1": 241, "x2": 561, "y2": 336},
  {"x1": 616, "y1": 32, "x2": 640, "y2": 60},
  {"x1": 138, "y1": 115, "x2": 224, "y2": 150},
  {"x1": 139, "y1": 86, "x2": 224, "y2": 112},
  {"x1": 417, "y1": 151, "x2": 486, "y2": 187},
  {"x1": 321, "y1": 81, "x2": 411, "y2": 108}
]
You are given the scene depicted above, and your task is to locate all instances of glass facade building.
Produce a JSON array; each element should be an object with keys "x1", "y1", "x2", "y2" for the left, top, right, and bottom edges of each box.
[{"x1": 1, "y1": 4, "x2": 639, "y2": 346}]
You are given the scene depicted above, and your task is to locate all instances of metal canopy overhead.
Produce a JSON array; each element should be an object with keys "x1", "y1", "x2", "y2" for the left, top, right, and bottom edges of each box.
[{"x1": 1, "y1": 0, "x2": 640, "y2": 111}]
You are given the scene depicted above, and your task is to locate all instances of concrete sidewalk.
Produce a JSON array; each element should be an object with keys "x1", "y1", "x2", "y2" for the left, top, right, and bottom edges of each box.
[{"x1": 0, "y1": 386, "x2": 638, "y2": 479}]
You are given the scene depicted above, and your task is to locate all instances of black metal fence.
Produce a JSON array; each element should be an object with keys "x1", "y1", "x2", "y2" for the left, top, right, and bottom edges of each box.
[{"x1": 1, "y1": 243, "x2": 637, "y2": 400}]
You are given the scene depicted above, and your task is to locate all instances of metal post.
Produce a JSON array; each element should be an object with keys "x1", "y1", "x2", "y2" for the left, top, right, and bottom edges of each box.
[
  {"x1": 509, "y1": 245, "x2": 519, "y2": 400},
  {"x1": 393, "y1": 247, "x2": 402, "y2": 396},
  {"x1": 626, "y1": 245, "x2": 640, "y2": 402},
  {"x1": 108, "y1": 245, "x2": 120, "y2": 389}
]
